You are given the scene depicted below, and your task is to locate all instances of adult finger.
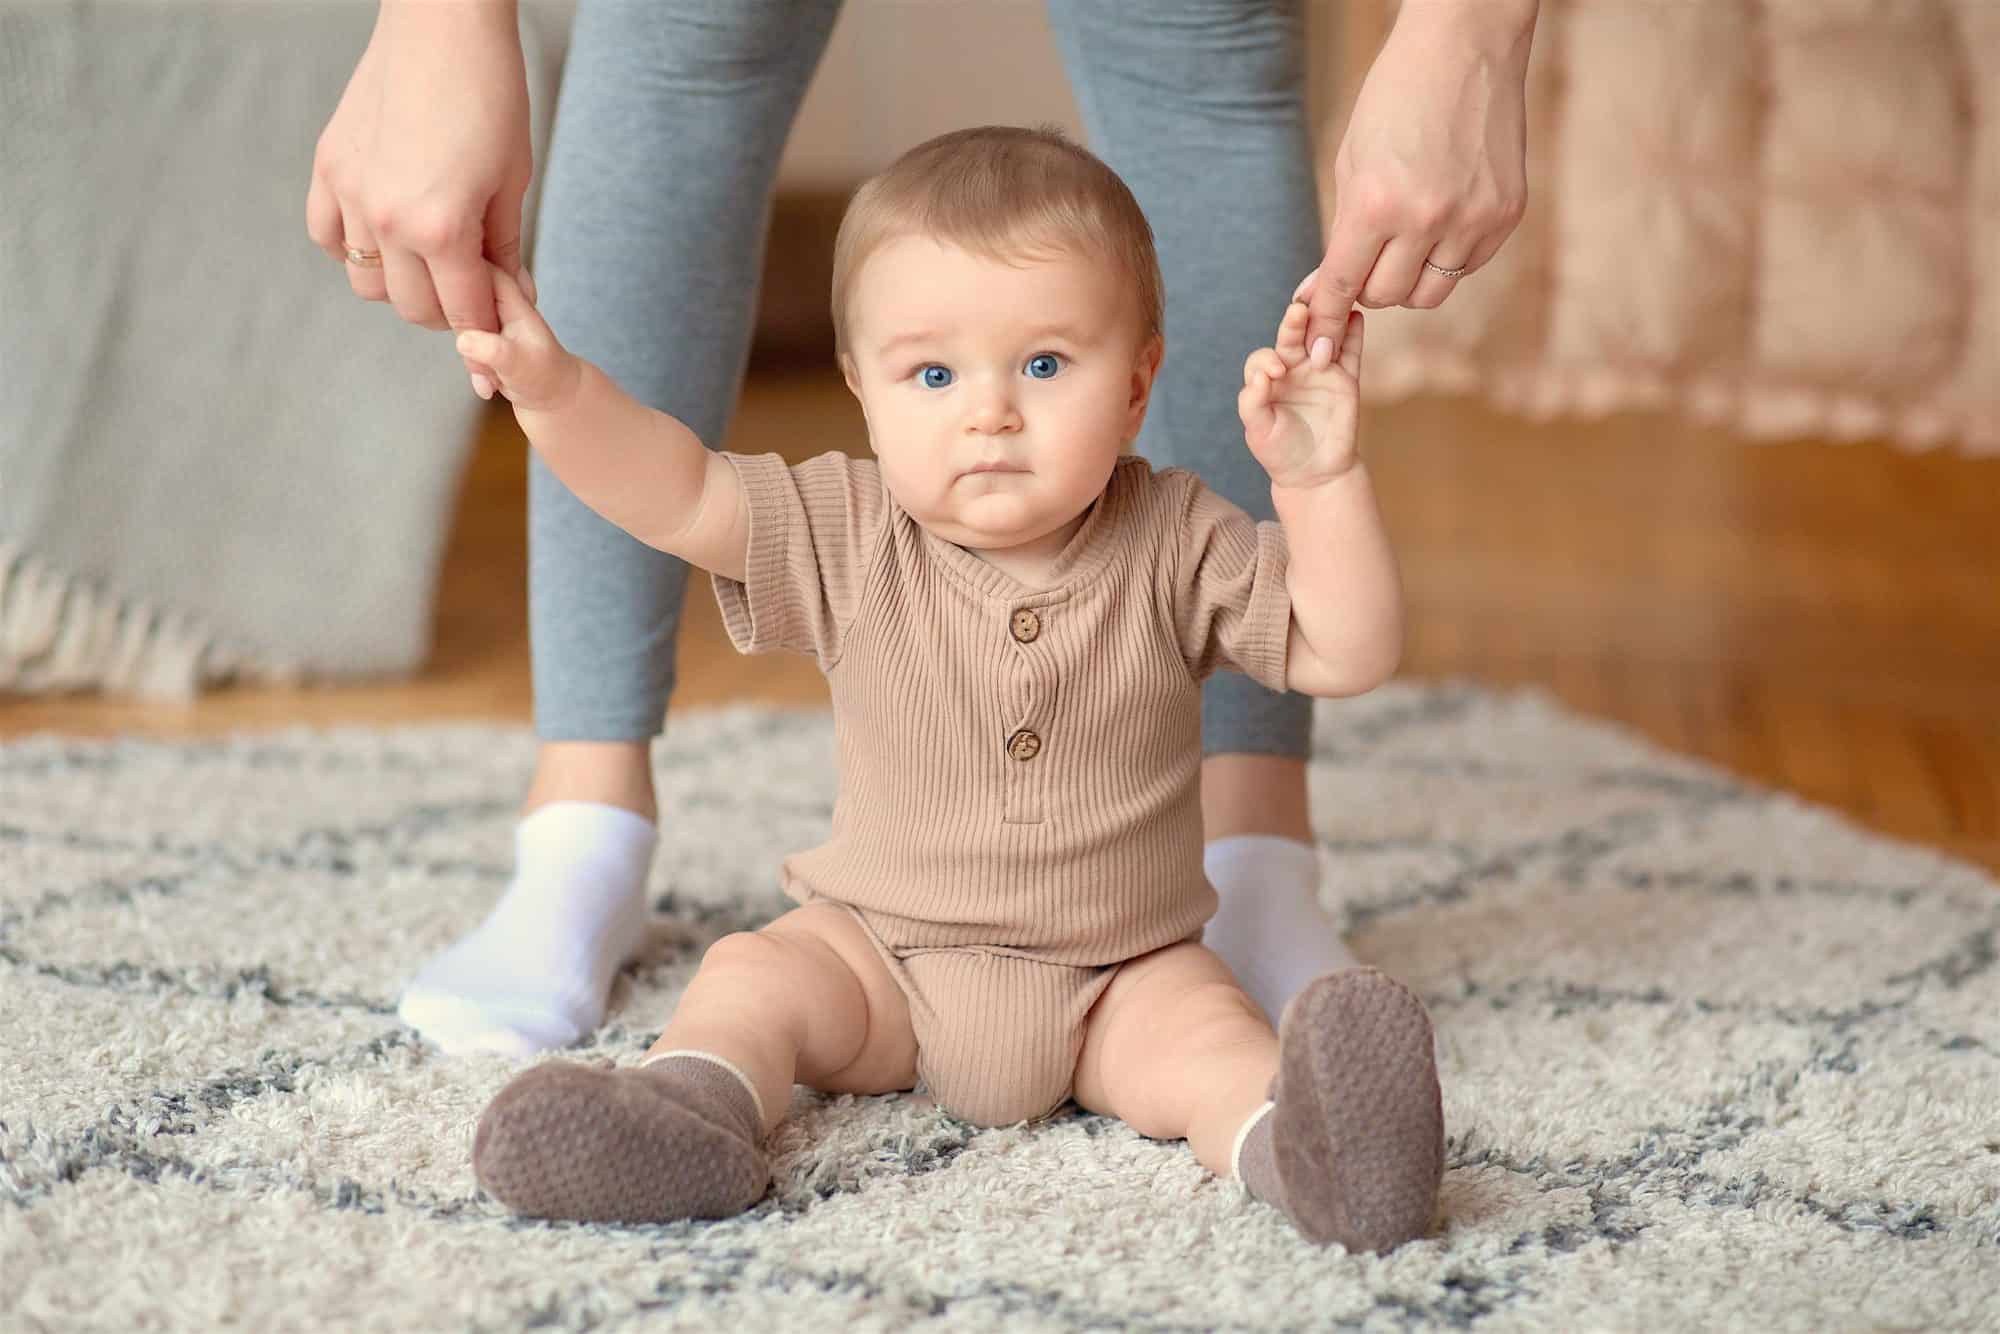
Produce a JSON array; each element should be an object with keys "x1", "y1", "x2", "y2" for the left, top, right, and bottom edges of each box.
[
  {"x1": 471, "y1": 183, "x2": 530, "y2": 391},
  {"x1": 380, "y1": 244, "x2": 449, "y2": 331},
  {"x1": 305, "y1": 173, "x2": 349, "y2": 265},
  {"x1": 482, "y1": 182, "x2": 528, "y2": 281},
  {"x1": 427, "y1": 248, "x2": 501, "y2": 385},
  {"x1": 1334, "y1": 310, "x2": 1364, "y2": 380},
  {"x1": 1404, "y1": 236, "x2": 1473, "y2": 309},
  {"x1": 1307, "y1": 216, "x2": 1387, "y2": 366},
  {"x1": 1408, "y1": 234, "x2": 1504, "y2": 312},
  {"x1": 430, "y1": 244, "x2": 501, "y2": 341},
  {"x1": 1356, "y1": 234, "x2": 1430, "y2": 311},
  {"x1": 339, "y1": 207, "x2": 388, "y2": 302}
]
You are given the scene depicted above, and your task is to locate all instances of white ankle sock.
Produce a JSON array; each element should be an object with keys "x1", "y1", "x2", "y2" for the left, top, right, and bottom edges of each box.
[
  {"x1": 1202, "y1": 834, "x2": 1359, "y2": 1023},
  {"x1": 397, "y1": 800, "x2": 657, "y2": 1057}
]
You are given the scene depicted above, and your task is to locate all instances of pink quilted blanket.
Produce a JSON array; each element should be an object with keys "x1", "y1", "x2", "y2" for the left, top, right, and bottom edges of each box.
[{"x1": 1353, "y1": 0, "x2": 1998, "y2": 454}]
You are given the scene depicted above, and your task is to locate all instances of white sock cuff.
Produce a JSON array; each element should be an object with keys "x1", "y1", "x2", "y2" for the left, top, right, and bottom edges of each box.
[
  {"x1": 1229, "y1": 1100, "x2": 1277, "y2": 1181},
  {"x1": 641, "y1": 1048, "x2": 766, "y2": 1125},
  {"x1": 518, "y1": 799, "x2": 658, "y2": 847},
  {"x1": 1204, "y1": 834, "x2": 1319, "y2": 892}
]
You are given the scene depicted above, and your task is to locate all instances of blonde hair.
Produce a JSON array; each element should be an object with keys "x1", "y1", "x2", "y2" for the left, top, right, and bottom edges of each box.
[{"x1": 831, "y1": 125, "x2": 1165, "y2": 361}]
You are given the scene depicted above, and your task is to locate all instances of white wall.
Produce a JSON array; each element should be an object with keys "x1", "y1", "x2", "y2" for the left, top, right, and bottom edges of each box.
[
  {"x1": 774, "y1": 0, "x2": 1362, "y2": 191},
  {"x1": 777, "y1": 1, "x2": 1084, "y2": 191}
]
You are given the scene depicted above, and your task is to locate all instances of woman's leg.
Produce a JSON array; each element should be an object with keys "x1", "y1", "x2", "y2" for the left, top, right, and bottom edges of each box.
[
  {"x1": 1047, "y1": 0, "x2": 1358, "y2": 1021},
  {"x1": 399, "y1": 0, "x2": 845, "y2": 1056}
]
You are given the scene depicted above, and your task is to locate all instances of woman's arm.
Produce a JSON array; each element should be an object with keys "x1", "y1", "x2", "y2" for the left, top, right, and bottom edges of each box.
[
  {"x1": 1303, "y1": 0, "x2": 1540, "y2": 362},
  {"x1": 307, "y1": 0, "x2": 532, "y2": 393}
]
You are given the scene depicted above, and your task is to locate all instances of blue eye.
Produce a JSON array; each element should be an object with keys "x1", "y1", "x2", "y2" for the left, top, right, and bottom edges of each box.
[
  {"x1": 1025, "y1": 353, "x2": 1063, "y2": 380},
  {"x1": 919, "y1": 365, "x2": 954, "y2": 389}
]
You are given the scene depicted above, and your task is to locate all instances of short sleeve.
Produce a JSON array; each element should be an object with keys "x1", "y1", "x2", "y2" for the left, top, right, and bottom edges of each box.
[
  {"x1": 709, "y1": 451, "x2": 888, "y2": 668},
  {"x1": 1168, "y1": 470, "x2": 1291, "y2": 691}
]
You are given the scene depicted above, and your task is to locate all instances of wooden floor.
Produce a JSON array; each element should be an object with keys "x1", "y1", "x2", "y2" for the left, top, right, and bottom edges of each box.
[{"x1": 5, "y1": 369, "x2": 1997, "y2": 874}]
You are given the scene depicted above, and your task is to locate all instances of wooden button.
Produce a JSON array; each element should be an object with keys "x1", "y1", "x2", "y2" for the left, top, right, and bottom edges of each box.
[
  {"x1": 1010, "y1": 608, "x2": 1041, "y2": 643},
  {"x1": 1007, "y1": 729, "x2": 1042, "y2": 761}
]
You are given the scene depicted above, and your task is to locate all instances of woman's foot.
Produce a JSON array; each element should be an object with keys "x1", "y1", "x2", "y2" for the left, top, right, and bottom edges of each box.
[
  {"x1": 397, "y1": 801, "x2": 656, "y2": 1056},
  {"x1": 473, "y1": 1052, "x2": 770, "y2": 1223},
  {"x1": 1202, "y1": 833, "x2": 1359, "y2": 1020}
]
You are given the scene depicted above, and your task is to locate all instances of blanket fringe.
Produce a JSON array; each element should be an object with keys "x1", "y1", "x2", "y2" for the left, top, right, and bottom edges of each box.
[{"x1": 0, "y1": 540, "x2": 300, "y2": 699}]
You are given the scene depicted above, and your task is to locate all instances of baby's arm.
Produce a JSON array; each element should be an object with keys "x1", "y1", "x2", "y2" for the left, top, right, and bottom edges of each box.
[
  {"x1": 453, "y1": 265, "x2": 747, "y2": 581},
  {"x1": 1238, "y1": 299, "x2": 1402, "y2": 697}
]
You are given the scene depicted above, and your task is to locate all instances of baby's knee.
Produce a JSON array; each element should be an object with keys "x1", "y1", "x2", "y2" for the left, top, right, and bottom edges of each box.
[
  {"x1": 1171, "y1": 978, "x2": 1272, "y2": 1050},
  {"x1": 688, "y1": 929, "x2": 853, "y2": 1026},
  {"x1": 696, "y1": 929, "x2": 788, "y2": 979}
]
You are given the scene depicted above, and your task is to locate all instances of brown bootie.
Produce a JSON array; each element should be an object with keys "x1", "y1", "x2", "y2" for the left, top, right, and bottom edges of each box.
[
  {"x1": 472, "y1": 1051, "x2": 770, "y2": 1224},
  {"x1": 1237, "y1": 967, "x2": 1444, "y2": 1252}
]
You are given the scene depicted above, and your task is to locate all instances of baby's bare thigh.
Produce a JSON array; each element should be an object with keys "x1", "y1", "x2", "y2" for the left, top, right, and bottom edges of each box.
[
  {"x1": 1072, "y1": 940, "x2": 1273, "y2": 1130},
  {"x1": 760, "y1": 902, "x2": 920, "y2": 1096}
]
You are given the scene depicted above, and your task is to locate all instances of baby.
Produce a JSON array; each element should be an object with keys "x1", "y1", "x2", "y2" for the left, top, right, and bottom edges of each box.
[{"x1": 456, "y1": 126, "x2": 1443, "y2": 1253}]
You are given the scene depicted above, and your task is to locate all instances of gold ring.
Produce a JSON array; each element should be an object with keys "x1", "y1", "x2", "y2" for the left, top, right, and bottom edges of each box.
[
  {"x1": 1422, "y1": 258, "x2": 1468, "y2": 280},
  {"x1": 345, "y1": 246, "x2": 383, "y2": 268}
]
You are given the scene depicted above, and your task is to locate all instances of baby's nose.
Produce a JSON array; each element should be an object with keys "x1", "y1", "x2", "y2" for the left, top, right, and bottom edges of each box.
[{"x1": 966, "y1": 387, "x2": 1022, "y2": 434}]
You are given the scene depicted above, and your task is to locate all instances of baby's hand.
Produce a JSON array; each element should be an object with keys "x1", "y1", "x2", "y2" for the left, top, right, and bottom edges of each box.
[
  {"x1": 453, "y1": 264, "x2": 581, "y2": 414},
  {"x1": 1237, "y1": 279, "x2": 1364, "y2": 490}
]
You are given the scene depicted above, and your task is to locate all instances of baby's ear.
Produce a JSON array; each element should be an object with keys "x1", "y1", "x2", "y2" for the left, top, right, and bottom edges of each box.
[
  {"x1": 839, "y1": 354, "x2": 862, "y2": 398},
  {"x1": 1125, "y1": 333, "x2": 1165, "y2": 421}
]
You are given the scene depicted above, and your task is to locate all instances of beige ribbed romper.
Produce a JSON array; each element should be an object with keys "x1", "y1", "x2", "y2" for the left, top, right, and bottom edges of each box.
[{"x1": 711, "y1": 451, "x2": 1292, "y2": 1127}]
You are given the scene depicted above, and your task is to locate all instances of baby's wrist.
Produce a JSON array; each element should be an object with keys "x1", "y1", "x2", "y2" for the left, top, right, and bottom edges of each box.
[
  {"x1": 517, "y1": 353, "x2": 587, "y2": 419},
  {"x1": 1270, "y1": 455, "x2": 1366, "y2": 499}
]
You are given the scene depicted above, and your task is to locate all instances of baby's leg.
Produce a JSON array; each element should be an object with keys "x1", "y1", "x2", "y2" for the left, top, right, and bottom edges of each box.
[
  {"x1": 472, "y1": 902, "x2": 917, "y2": 1223},
  {"x1": 1073, "y1": 941, "x2": 1279, "y2": 1176},
  {"x1": 1075, "y1": 943, "x2": 1443, "y2": 1252},
  {"x1": 647, "y1": 901, "x2": 920, "y2": 1134}
]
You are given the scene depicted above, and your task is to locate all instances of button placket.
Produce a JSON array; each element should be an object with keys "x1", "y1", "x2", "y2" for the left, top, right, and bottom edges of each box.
[{"x1": 1001, "y1": 603, "x2": 1051, "y2": 824}]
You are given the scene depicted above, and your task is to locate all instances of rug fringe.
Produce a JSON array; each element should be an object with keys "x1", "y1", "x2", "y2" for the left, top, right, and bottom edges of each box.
[{"x1": 0, "y1": 540, "x2": 299, "y2": 699}]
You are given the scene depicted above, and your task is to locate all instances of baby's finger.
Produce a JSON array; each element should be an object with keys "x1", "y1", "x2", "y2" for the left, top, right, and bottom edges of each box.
[
  {"x1": 1275, "y1": 300, "x2": 1311, "y2": 365},
  {"x1": 1291, "y1": 267, "x2": 1320, "y2": 305},
  {"x1": 1237, "y1": 377, "x2": 1276, "y2": 445},
  {"x1": 455, "y1": 329, "x2": 508, "y2": 375},
  {"x1": 1242, "y1": 348, "x2": 1287, "y2": 387},
  {"x1": 487, "y1": 262, "x2": 541, "y2": 327}
]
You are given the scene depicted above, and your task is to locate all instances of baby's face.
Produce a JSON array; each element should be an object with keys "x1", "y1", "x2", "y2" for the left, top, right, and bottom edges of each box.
[{"x1": 841, "y1": 235, "x2": 1160, "y2": 562}]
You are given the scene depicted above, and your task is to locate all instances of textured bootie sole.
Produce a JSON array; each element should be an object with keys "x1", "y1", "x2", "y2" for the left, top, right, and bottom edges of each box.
[
  {"x1": 472, "y1": 1060, "x2": 769, "y2": 1224},
  {"x1": 1272, "y1": 968, "x2": 1445, "y2": 1252}
]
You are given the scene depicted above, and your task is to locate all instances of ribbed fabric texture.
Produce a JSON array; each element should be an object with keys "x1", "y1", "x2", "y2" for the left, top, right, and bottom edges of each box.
[
  {"x1": 895, "y1": 944, "x2": 1122, "y2": 1127},
  {"x1": 711, "y1": 452, "x2": 1291, "y2": 969}
]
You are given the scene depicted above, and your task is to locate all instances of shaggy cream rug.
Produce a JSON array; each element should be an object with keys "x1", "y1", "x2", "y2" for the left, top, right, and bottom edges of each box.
[{"x1": 2, "y1": 685, "x2": 1995, "y2": 1332}]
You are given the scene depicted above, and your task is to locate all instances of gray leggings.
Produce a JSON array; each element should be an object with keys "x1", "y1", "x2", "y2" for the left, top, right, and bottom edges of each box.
[{"x1": 530, "y1": 0, "x2": 1322, "y2": 758}]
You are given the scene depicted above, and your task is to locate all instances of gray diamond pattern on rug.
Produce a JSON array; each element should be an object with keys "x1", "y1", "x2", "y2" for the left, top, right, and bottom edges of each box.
[{"x1": 2, "y1": 684, "x2": 1995, "y2": 1332}]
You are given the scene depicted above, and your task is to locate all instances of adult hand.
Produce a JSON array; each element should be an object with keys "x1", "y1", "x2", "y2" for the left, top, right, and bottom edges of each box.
[
  {"x1": 307, "y1": 1, "x2": 533, "y2": 393},
  {"x1": 1304, "y1": 0, "x2": 1537, "y2": 366}
]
